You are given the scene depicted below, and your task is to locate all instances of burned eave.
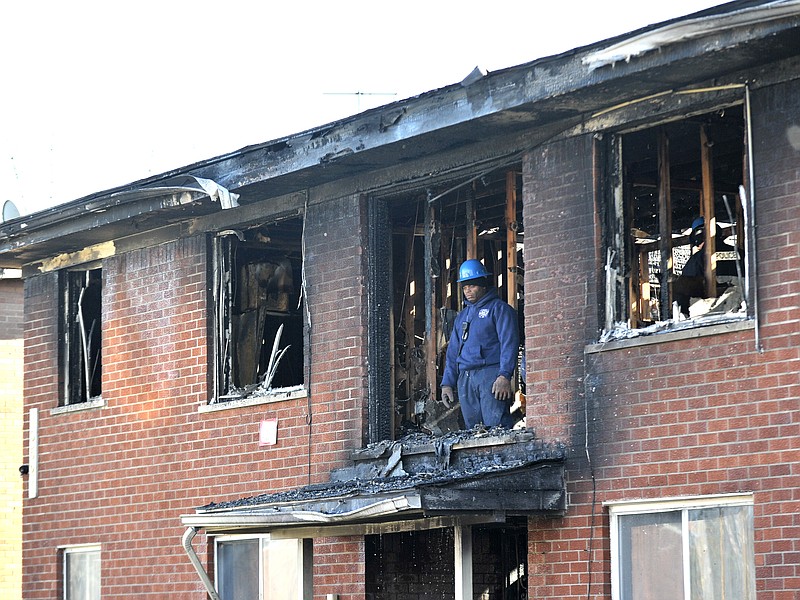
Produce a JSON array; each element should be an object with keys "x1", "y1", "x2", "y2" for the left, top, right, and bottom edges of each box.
[
  {"x1": 2, "y1": 1, "x2": 798, "y2": 270},
  {"x1": 183, "y1": 430, "x2": 567, "y2": 534},
  {"x1": 0, "y1": 176, "x2": 237, "y2": 269}
]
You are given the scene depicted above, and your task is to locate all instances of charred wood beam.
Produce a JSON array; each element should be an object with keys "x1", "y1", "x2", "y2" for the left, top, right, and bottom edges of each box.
[
  {"x1": 421, "y1": 488, "x2": 566, "y2": 513},
  {"x1": 367, "y1": 197, "x2": 393, "y2": 443},
  {"x1": 424, "y1": 201, "x2": 439, "y2": 403}
]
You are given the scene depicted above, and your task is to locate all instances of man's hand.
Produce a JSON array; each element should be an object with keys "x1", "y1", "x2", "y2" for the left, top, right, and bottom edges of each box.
[
  {"x1": 491, "y1": 376, "x2": 512, "y2": 402},
  {"x1": 441, "y1": 386, "x2": 454, "y2": 408}
]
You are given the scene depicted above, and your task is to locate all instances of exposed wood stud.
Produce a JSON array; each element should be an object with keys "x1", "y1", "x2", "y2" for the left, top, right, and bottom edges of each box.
[
  {"x1": 465, "y1": 184, "x2": 477, "y2": 260},
  {"x1": 505, "y1": 171, "x2": 518, "y2": 309},
  {"x1": 626, "y1": 175, "x2": 640, "y2": 328},
  {"x1": 403, "y1": 232, "x2": 415, "y2": 409},
  {"x1": 657, "y1": 128, "x2": 673, "y2": 320},
  {"x1": 424, "y1": 201, "x2": 439, "y2": 403},
  {"x1": 700, "y1": 124, "x2": 717, "y2": 299}
]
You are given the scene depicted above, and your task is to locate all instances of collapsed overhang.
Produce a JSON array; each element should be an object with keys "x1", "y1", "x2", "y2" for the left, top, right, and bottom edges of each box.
[
  {"x1": 181, "y1": 430, "x2": 567, "y2": 536},
  {"x1": 181, "y1": 431, "x2": 565, "y2": 600},
  {"x1": 182, "y1": 461, "x2": 565, "y2": 535}
]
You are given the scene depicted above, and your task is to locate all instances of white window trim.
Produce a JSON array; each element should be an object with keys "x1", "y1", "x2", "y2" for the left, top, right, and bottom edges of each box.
[
  {"x1": 60, "y1": 543, "x2": 102, "y2": 552},
  {"x1": 214, "y1": 534, "x2": 270, "y2": 600},
  {"x1": 213, "y1": 533, "x2": 310, "y2": 600},
  {"x1": 61, "y1": 544, "x2": 101, "y2": 600},
  {"x1": 606, "y1": 493, "x2": 754, "y2": 600},
  {"x1": 605, "y1": 492, "x2": 753, "y2": 514}
]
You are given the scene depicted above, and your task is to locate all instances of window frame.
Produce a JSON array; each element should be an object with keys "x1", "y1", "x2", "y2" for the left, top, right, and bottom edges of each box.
[
  {"x1": 59, "y1": 265, "x2": 103, "y2": 406},
  {"x1": 607, "y1": 493, "x2": 755, "y2": 600},
  {"x1": 599, "y1": 97, "x2": 755, "y2": 339},
  {"x1": 210, "y1": 220, "x2": 307, "y2": 405},
  {"x1": 61, "y1": 544, "x2": 100, "y2": 600},
  {"x1": 213, "y1": 534, "x2": 311, "y2": 600}
]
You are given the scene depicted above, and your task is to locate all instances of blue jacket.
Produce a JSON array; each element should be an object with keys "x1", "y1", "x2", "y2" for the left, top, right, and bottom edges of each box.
[{"x1": 441, "y1": 288, "x2": 519, "y2": 388}]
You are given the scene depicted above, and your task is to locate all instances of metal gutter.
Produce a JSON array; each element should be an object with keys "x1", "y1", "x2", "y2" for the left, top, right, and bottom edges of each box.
[
  {"x1": 743, "y1": 84, "x2": 762, "y2": 353},
  {"x1": 180, "y1": 495, "x2": 421, "y2": 597},
  {"x1": 180, "y1": 494, "x2": 422, "y2": 531},
  {"x1": 0, "y1": 175, "x2": 237, "y2": 240}
]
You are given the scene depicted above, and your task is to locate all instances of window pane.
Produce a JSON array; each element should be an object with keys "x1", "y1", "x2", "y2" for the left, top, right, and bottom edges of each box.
[
  {"x1": 689, "y1": 505, "x2": 754, "y2": 600},
  {"x1": 619, "y1": 511, "x2": 684, "y2": 600},
  {"x1": 65, "y1": 550, "x2": 100, "y2": 600},
  {"x1": 218, "y1": 539, "x2": 260, "y2": 600}
]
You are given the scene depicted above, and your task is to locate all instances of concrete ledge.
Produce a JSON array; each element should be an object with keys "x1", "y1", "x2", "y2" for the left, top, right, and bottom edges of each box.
[
  {"x1": 199, "y1": 387, "x2": 307, "y2": 413},
  {"x1": 50, "y1": 397, "x2": 106, "y2": 415}
]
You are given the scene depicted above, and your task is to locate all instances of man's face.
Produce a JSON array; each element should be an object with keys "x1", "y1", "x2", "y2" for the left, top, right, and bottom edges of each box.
[{"x1": 462, "y1": 283, "x2": 487, "y2": 303}]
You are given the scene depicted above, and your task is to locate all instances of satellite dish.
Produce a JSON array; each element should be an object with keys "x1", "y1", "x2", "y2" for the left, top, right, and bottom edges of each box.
[{"x1": 1, "y1": 200, "x2": 20, "y2": 223}]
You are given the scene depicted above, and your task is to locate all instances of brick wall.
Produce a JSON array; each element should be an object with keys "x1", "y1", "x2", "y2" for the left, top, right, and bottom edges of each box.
[
  {"x1": 521, "y1": 78, "x2": 800, "y2": 600},
  {"x1": 305, "y1": 194, "x2": 371, "y2": 599},
  {"x1": 0, "y1": 277, "x2": 23, "y2": 600},
  {"x1": 523, "y1": 134, "x2": 597, "y2": 447},
  {"x1": 0, "y1": 274, "x2": 23, "y2": 339},
  {"x1": 21, "y1": 193, "x2": 374, "y2": 598}
]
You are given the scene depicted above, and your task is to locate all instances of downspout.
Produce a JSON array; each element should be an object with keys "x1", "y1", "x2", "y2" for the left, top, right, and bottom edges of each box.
[
  {"x1": 182, "y1": 527, "x2": 221, "y2": 600},
  {"x1": 744, "y1": 84, "x2": 762, "y2": 353}
]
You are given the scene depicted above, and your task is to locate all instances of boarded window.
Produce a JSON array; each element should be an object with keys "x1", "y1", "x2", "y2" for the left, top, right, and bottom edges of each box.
[
  {"x1": 60, "y1": 268, "x2": 102, "y2": 405},
  {"x1": 212, "y1": 219, "x2": 305, "y2": 401}
]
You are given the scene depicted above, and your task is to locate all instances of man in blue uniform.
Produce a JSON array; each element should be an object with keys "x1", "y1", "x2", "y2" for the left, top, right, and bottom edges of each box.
[{"x1": 441, "y1": 259, "x2": 519, "y2": 429}]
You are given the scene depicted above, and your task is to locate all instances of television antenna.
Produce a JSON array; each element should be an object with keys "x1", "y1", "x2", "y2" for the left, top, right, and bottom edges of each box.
[{"x1": 323, "y1": 91, "x2": 397, "y2": 111}]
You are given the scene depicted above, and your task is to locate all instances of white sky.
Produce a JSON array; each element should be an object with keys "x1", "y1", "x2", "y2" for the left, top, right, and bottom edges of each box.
[{"x1": 1, "y1": 0, "x2": 726, "y2": 216}]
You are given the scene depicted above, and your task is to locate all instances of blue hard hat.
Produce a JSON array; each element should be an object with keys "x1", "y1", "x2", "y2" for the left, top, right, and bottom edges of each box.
[
  {"x1": 690, "y1": 216, "x2": 706, "y2": 247},
  {"x1": 457, "y1": 259, "x2": 490, "y2": 283}
]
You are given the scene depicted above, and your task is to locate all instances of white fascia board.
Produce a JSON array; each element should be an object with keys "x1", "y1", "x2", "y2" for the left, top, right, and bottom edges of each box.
[{"x1": 584, "y1": 1, "x2": 800, "y2": 70}]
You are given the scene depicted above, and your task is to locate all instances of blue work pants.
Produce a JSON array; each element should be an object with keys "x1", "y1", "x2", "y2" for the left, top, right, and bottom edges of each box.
[{"x1": 457, "y1": 366, "x2": 514, "y2": 429}]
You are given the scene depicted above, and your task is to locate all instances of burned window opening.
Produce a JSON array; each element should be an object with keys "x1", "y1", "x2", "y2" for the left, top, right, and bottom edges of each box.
[
  {"x1": 365, "y1": 522, "x2": 528, "y2": 599},
  {"x1": 377, "y1": 167, "x2": 525, "y2": 440},
  {"x1": 600, "y1": 105, "x2": 749, "y2": 340},
  {"x1": 213, "y1": 218, "x2": 305, "y2": 401},
  {"x1": 61, "y1": 267, "x2": 102, "y2": 405}
]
